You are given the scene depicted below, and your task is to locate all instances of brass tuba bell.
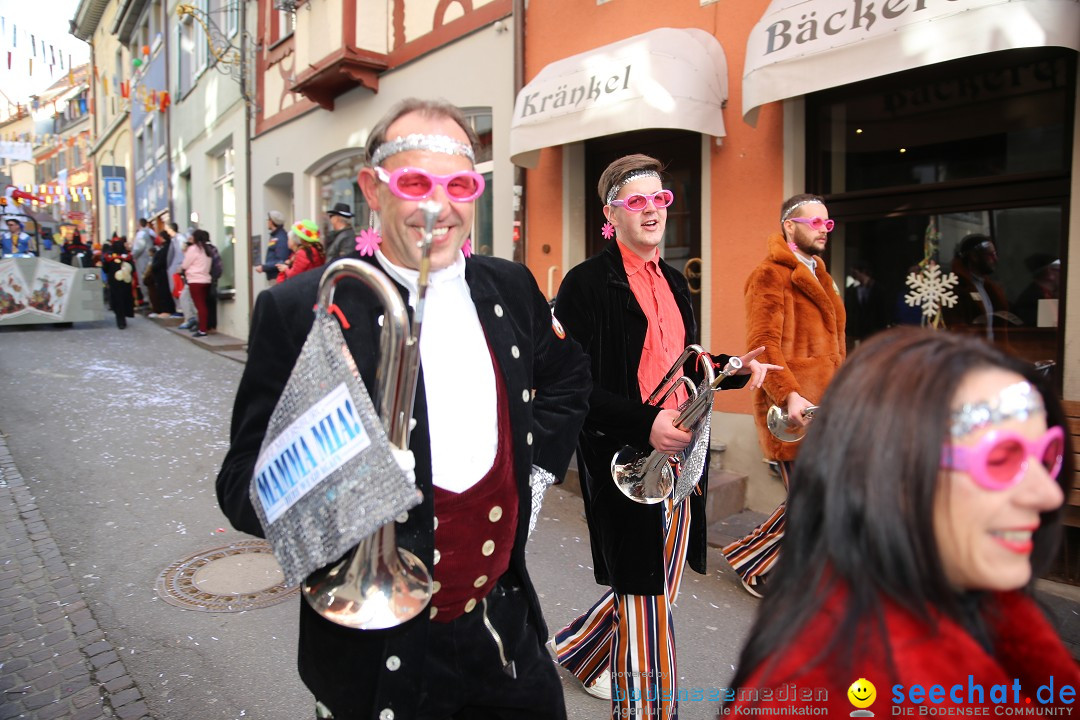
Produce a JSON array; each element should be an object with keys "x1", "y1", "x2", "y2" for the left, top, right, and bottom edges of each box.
[{"x1": 610, "y1": 346, "x2": 742, "y2": 504}]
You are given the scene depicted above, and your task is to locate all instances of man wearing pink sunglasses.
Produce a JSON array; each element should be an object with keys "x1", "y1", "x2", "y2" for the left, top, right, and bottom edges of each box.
[
  {"x1": 218, "y1": 98, "x2": 590, "y2": 720},
  {"x1": 550, "y1": 154, "x2": 778, "y2": 720},
  {"x1": 722, "y1": 193, "x2": 846, "y2": 598}
]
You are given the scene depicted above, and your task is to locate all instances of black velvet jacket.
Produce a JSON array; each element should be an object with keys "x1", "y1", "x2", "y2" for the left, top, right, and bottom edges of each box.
[
  {"x1": 553, "y1": 242, "x2": 746, "y2": 596},
  {"x1": 217, "y1": 253, "x2": 590, "y2": 719}
]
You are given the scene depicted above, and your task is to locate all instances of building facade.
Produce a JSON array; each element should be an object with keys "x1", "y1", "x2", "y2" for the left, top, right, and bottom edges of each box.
[
  {"x1": 249, "y1": 0, "x2": 515, "y2": 302},
  {"x1": 73, "y1": 0, "x2": 136, "y2": 248},
  {"x1": 167, "y1": 0, "x2": 251, "y2": 338},
  {"x1": 511, "y1": 0, "x2": 1080, "y2": 512}
]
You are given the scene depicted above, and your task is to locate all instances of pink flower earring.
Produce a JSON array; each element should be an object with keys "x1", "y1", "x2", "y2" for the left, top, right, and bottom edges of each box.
[
  {"x1": 355, "y1": 214, "x2": 381, "y2": 256},
  {"x1": 462, "y1": 237, "x2": 473, "y2": 258},
  {"x1": 602, "y1": 222, "x2": 615, "y2": 240}
]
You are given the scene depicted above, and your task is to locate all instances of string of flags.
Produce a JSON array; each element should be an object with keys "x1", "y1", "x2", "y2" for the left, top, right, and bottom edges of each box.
[
  {"x1": 3, "y1": 184, "x2": 93, "y2": 209},
  {"x1": 0, "y1": 130, "x2": 92, "y2": 149},
  {"x1": 0, "y1": 15, "x2": 79, "y2": 80}
]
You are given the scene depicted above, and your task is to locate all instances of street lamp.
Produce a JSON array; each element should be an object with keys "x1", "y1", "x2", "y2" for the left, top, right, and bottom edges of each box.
[{"x1": 176, "y1": 1, "x2": 258, "y2": 317}]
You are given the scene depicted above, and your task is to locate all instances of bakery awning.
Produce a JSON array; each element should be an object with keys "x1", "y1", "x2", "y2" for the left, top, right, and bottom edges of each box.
[
  {"x1": 510, "y1": 28, "x2": 729, "y2": 168},
  {"x1": 743, "y1": 0, "x2": 1080, "y2": 121}
]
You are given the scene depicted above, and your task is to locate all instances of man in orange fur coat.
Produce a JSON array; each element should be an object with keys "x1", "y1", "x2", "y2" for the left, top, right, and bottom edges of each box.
[{"x1": 722, "y1": 193, "x2": 846, "y2": 597}]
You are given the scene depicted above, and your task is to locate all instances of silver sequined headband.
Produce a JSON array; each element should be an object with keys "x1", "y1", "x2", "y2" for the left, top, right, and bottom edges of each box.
[
  {"x1": 781, "y1": 199, "x2": 824, "y2": 222},
  {"x1": 370, "y1": 134, "x2": 475, "y2": 167},
  {"x1": 606, "y1": 170, "x2": 661, "y2": 205},
  {"x1": 949, "y1": 381, "x2": 1045, "y2": 438}
]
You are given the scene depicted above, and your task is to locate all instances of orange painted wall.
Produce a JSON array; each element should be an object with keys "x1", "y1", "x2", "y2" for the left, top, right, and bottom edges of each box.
[{"x1": 522, "y1": 0, "x2": 784, "y2": 415}]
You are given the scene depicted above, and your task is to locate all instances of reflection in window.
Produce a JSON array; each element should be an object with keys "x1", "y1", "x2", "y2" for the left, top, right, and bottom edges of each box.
[
  {"x1": 462, "y1": 108, "x2": 493, "y2": 255},
  {"x1": 214, "y1": 147, "x2": 236, "y2": 288},
  {"x1": 316, "y1": 154, "x2": 370, "y2": 241},
  {"x1": 842, "y1": 207, "x2": 1061, "y2": 366},
  {"x1": 812, "y1": 49, "x2": 1073, "y2": 194}
]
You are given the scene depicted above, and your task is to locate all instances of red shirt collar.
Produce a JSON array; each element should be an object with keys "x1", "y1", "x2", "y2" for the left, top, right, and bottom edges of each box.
[{"x1": 617, "y1": 240, "x2": 659, "y2": 276}]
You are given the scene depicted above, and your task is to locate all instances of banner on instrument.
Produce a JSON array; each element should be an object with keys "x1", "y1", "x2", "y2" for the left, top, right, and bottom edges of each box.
[{"x1": 251, "y1": 310, "x2": 421, "y2": 587}]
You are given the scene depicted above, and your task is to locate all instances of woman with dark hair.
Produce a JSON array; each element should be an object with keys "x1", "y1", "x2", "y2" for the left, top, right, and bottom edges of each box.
[
  {"x1": 729, "y1": 327, "x2": 1077, "y2": 714},
  {"x1": 181, "y1": 229, "x2": 213, "y2": 337}
]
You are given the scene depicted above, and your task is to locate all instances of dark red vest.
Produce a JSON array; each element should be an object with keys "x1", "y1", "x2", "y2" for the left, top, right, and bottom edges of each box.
[{"x1": 429, "y1": 348, "x2": 517, "y2": 622}]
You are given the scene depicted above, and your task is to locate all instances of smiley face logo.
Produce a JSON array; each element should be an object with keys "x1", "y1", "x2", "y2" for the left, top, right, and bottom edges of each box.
[{"x1": 848, "y1": 678, "x2": 877, "y2": 710}]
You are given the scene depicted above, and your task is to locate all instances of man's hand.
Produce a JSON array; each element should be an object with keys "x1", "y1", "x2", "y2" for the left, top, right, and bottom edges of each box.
[
  {"x1": 649, "y1": 409, "x2": 692, "y2": 455},
  {"x1": 254, "y1": 265, "x2": 264, "y2": 274},
  {"x1": 785, "y1": 392, "x2": 814, "y2": 427},
  {"x1": 731, "y1": 346, "x2": 783, "y2": 390}
]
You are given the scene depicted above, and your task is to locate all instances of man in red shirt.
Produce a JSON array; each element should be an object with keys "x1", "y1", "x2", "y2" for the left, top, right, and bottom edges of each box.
[{"x1": 551, "y1": 154, "x2": 777, "y2": 720}]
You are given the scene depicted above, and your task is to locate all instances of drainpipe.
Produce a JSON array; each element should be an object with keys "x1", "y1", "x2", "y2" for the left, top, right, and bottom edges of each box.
[
  {"x1": 512, "y1": 0, "x2": 526, "y2": 266},
  {"x1": 164, "y1": 9, "x2": 174, "y2": 226},
  {"x1": 241, "y1": 0, "x2": 254, "y2": 319}
]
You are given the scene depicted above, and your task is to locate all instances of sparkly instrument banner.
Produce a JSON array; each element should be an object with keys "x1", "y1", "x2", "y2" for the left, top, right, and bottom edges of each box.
[
  {"x1": 251, "y1": 310, "x2": 422, "y2": 587},
  {"x1": 671, "y1": 379, "x2": 712, "y2": 503},
  {"x1": 254, "y1": 383, "x2": 374, "y2": 524}
]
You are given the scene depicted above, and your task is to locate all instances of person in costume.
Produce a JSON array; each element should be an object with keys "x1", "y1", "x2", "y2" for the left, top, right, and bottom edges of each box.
[
  {"x1": 946, "y1": 233, "x2": 1010, "y2": 341},
  {"x1": 722, "y1": 193, "x2": 846, "y2": 597},
  {"x1": 216, "y1": 98, "x2": 590, "y2": 720},
  {"x1": 101, "y1": 235, "x2": 135, "y2": 329},
  {"x1": 2, "y1": 218, "x2": 31, "y2": 255},
  {"x1": 275, "y1": 219, "x2": 326, "y2": 284},
  {"x1": 324, "y1": 202, "x2": 356, "y2": 261},
  {"x1": 550, "y1": 153, "x2": 777, "y2": 719},
  {"x1": 256, "y1": 210, "x2": 291, "y2": 281},
  {"x1": 728, "y1": 327, "x2": 1076, "y2": 714}
]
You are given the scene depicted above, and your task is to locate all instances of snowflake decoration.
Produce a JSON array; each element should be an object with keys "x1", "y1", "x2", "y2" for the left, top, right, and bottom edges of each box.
[
  {"x1": 904, "y1": 262, "x2": 959, "y2": 323},
  {"x1": 355, "y1": 228, "x2": 381, "y2": 256},
  {"x1": 462, "y1": 237, "x2": 473, "y2": 258},
  {"x1": 601, "y1": 222, "x2": 615, "y2": 240}
]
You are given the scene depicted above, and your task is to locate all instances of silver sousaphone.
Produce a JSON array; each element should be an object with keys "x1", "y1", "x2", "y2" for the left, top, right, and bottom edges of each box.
[
  {"x1": 611, "y1": 346, "x2": 743, "y2": 505},
  {"x1": 301, "y1": 201, "x2": 443, "y2": 629}
]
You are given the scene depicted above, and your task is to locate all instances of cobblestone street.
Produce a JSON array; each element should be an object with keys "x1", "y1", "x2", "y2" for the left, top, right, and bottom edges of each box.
[{"x1": 1, "y1": 432, "x2": 149, "y2": 720}]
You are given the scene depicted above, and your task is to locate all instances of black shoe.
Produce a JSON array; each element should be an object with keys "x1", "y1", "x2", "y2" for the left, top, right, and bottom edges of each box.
[{"x1": 193, "y1": 330, "x2": 208, "y2": 337}]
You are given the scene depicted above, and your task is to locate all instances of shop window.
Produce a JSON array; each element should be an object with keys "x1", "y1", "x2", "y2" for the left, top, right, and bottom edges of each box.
[
  {"x1": 462, "y1": 108, "x2": 493, "y2": 255},
  {"x1": 213, "y1": 147, "x2": 236, "y2": 289},
  {"x1": 316, "y1": 153, "x2": 371, "y2": 243},
  {"x1": 812, "y1": 48, "x2": 1072, "y2": 195},
  {"x1": 808, "y1": 47, "x2": 1074, "y2": 387},
  {"x1": 271, "y1": 8, "x2": 295, "y2": 46},
  {"x1": 178, "y1": 13, "x2": 196, "y2": 95}
]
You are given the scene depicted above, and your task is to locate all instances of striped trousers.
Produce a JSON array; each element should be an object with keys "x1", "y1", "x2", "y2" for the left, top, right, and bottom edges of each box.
[
  {"x1": 721, "y1": 460, "x2": 792, "y2": 589},
  {"x1": 551, "y1": 496, "x2": 691, "y2": 720}
]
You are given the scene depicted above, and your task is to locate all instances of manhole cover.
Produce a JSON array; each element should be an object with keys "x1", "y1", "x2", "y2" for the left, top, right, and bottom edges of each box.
[{"x1": 155, "y1": 540, "x2": 299, "y2": 612}]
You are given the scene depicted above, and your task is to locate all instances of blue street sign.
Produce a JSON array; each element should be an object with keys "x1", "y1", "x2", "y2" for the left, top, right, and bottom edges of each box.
[{"x1": 105, "y1": 177, "x2": 126, "y2": 206}]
